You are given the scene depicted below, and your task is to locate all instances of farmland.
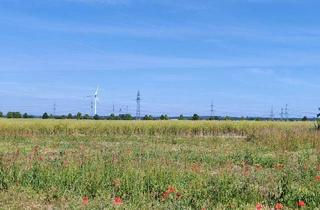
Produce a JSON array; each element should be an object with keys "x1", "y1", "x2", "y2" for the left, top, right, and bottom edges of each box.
[{"x1": 0, "y1": 120, "x2": 320, "y2": 209}]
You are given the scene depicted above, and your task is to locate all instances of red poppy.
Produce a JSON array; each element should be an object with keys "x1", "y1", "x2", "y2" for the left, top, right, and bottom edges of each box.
[
  {"x1": 316, "y1": 175, "x2": 320, "y2": 181},
  {"x1": 162, "y1": 191, "x2": 169, "y2": 200},
  {"x1": 82, "y1": 196, "x2": 89, "y2": 205},
  {"x1": 297, "y1": 200, "x2": 305, "y2": 207},
  {"x1": 113, "y1": 196, "x2": 123, "y2": 206},
  {"x1": 167, "y1": 186, "x2": 176, "y2": 193},
  {"x1": 275, "y1": 203, "x2": 283, "y2": 209},
  {"x1": 256, "y1": 203, "x2": 263, "y2": 210}
]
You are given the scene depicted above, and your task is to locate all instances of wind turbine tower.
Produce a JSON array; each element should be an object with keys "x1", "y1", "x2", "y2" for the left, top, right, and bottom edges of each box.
[
  {"x1": 94, "y1": 87, "x2": 99, "y2": 115},
  {"x1": 88, "y1": 86, "x2": 99, "y2": 116}
]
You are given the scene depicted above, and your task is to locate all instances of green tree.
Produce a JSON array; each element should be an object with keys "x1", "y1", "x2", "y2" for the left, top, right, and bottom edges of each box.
[
  {"x1": 83, "y1": 114, "x2": 90, "y2": 120},
  {"x1": 316, "y1": 108, "x2": 320, "y2": 130},
  {"x1": 23, "y1": 113, "x2": 29, "y2": 118},
  {"x1": 76, "y1": 112, "x2": 82, "y2": 120},
  {"x1": 178, "y1": 114, "x2": 184, "y2": 120},
  {"x1": 302, "y1": 116, "x2": 308, "y2": 121},
  {"x1": 108, "y1": 113, "x2": 119, "y2": 120},
  {"x1": 7, "y1": 112, "x2": 22, "y2": 118},
  {"x1": 42, "y1": 112, "x2": 49, "y2": 119},
  {"x1": 6, "y1": 112, "x2": 13, "y2": 118},
  {"x1": 67, "y1": 113, "x2": 73, "y2": 119},
  {"x1": 14, "y1": 112, "x2": 22, "y2": 118},
  {"x1": 93, "y1": 114, "x2": 100, "y2": 120},
  {"x1": 119, "y1": 114, "x2": 133, "y2": 120},
  {"x1": 0, "y1": 112, "x2": 3, "y2": 118},
  {"x1": 192, "y1": 114, "x2": 200, "y2": 121},
  {"x1": 160, "y1": 114, "x2": 169, "y2": 120},
  {"x1": 143, "y1": 115, "x2": 153, "y2": 120}
]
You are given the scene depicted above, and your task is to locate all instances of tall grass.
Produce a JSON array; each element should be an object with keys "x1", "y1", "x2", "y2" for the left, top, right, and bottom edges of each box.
[
  {"x1": 0, "y1": 119, "x2": 319, "y2": 209},
  {"x1": 0, "y1": 119, "x2": 313, "y2": 137}
]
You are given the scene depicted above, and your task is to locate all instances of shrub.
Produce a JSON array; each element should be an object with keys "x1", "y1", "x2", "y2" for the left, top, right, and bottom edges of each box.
[{"x1": 42, "y1": 112, "x2": 49, "y2": 119}]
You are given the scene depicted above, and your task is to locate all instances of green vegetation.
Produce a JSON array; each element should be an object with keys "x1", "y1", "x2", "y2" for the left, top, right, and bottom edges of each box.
[
  {"x1": 143, "y1": 115, "x2": 154, "y2": 120},
  {"x1": 0, "y1": 120, "x2": 319, "y2": 209},
  {"x1": 160, "y1": 114, "x2": 169, "y2": 120},
  {"x1": 42, "y1": 112, "x2": 49, "y2": 119},
  {"x1": 192, "y1": 114, "x2": 200, "y2": 121},
  {"x1": 6, "y1": 112, "x2": 22, "y2": 119}
]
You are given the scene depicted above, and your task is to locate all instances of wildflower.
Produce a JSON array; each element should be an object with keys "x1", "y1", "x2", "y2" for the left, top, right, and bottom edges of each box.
[
  {"x1": 162, "y1": 185, "x2": 179, "y2": 201},
  {"x1": 113, "y1": 196, "x2": 123, "y2": 206},
  {"x1": 275, "y1": 203, "x2": 283, "y2": 209},
  {"x1": 275, "y1": 163, "x2": 284, "y2": 170},
  {"x1": 256, "y1": 203, "x2": 263, "y2": 210},
  {"x1": 167, "y1": 186, "x2": 176, "y2": 193},
  {"x1": 297, "y1": 200, "x2": 305, "y2": 207},
  {"x1": 162, "y1": 191, "x2": 170, "y2": 200},
  {"x1": 82, "y1": 196, "x2": 89, "y2": 205},
  {"x1": 316, "y1": 175, "x2": 320, "y2": 181}
]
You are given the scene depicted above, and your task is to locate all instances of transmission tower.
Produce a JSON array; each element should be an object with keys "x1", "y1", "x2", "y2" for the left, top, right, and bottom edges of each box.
[
  {"x1": 210, "y1": 101, "x2": 214, "y2": 118},
  {"x1": 284, "y1": 104, "x2": 289, "y2": 121},
  {"x1": 53, "y1": 102, "x2": 56, "y2": 116},
  {"x1": 270, "y1": 106, "x2": 274, "y2": 120},
  {"x1": 112, "y1": 104, "x2": 115, "y2": 114},
  {"x1": 280, "y1": 108, "x2": 284, "y2": 120},
  {"x1": 136, "y1": 91, "x2": 141, "y2": 120},
  {"x1": 90, "y1": 101, "x2": 94, "y2": 116}
]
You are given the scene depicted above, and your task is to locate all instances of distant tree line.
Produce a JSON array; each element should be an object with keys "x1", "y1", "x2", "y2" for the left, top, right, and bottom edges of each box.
[
  {"x1": 0, "y1": 111, "x2": 318, "y2": 122},
  {"x1": 0, "y1": 112, "x2": 34, "y2": 119}
]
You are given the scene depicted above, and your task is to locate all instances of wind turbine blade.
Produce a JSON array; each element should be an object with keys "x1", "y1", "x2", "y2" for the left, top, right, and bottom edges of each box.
[{"x1": 95, "y1": 86, "x2": 99, "y2": 95}]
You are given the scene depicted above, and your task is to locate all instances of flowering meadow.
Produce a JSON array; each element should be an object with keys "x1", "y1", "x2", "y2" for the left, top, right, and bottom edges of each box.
[{"x1": 0, "y1": 120, "x2": 320, "y2": 209}]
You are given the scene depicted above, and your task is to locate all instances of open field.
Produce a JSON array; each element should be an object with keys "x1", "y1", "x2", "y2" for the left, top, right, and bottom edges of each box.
[{"x1": 0, "y1": 120, "x2": 320, "y2": 209}]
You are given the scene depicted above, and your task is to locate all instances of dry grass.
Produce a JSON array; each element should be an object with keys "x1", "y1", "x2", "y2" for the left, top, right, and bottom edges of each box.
[{"x1": 0, "y1": 119, "x2": 319, "y2": 209}]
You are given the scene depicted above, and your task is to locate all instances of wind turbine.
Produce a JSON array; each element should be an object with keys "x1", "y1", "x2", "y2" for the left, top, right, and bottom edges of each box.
[
  {"x1": 87, "y1": 86, "x2": 99, "y2": 116},
  {"x1": 94, "y1": 86, "x2": 99, "y2": 115}
]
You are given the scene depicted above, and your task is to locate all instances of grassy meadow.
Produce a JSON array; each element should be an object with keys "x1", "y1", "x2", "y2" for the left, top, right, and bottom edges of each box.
[{"x1": 0, "y1": 119, "x2": 320, "y2": 209}]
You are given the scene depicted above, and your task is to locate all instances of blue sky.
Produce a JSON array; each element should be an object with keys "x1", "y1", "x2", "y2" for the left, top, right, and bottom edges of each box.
[{"x1": 1, "y1": 0, "x2": 320, "y2": 117}]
